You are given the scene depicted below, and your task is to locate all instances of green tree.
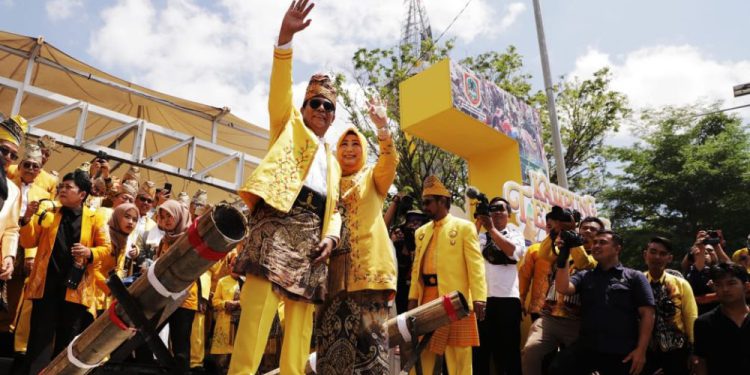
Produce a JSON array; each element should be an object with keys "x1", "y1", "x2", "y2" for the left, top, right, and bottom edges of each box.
[
  {"x1": 336, "y1": 41, "x2": 544, "y2": 209},
  {"x1": 603, "y1": 106, "x2": 750, "y2": 268},
  {"x1": 545, "y1": 68, "x2": 631, "y2": 193}
]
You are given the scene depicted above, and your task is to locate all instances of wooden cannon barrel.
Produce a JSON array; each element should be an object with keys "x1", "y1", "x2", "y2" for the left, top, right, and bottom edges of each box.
[
  {"x1": 385, "y1": 290, "x2": 469, "y2": 348},
  {"x1": 42, "y1": 204, "x2": 247, "y2": 375}
]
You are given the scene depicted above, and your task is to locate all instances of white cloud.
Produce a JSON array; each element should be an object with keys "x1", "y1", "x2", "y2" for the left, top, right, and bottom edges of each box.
[
  {"x1": 571, "y1": 45, "x2": 750, "y2": 110},
  {"x1": 568, "y1": 45, "x2": 750, "y2": 147},
  {"x1": 499, "y1": 3, "x2": 527, "y2": 31},
  {"x1": 46, "y1": 0, "x2": 84, "y2": 21},
  {"x1": 428, "y1": 0, "x2": 523, "y2": 43}
]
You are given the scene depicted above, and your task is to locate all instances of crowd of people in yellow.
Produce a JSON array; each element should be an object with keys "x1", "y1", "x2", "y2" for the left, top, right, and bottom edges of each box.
[{"x1": 0, "y1": 1, "x2": 748, "y2": 375}]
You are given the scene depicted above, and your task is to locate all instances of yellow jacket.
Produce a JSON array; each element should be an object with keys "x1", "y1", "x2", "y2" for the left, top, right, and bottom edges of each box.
[
  {"x1": 518, "y1": 243, "x2": 550, "y2": 315},
  {"x1": 210, "y1": 275, "x2": 241, "y2": 355},
  {"x1": 20, "y1": 206, "x2": 112, "y2": 316},
  {"x1": 408, "y1": 214, "x2": 487, "y2": 307},
  {"x1": 537, "y1": 235, "x2": 594, "y2": 270},
  {"x1": 8, "y1": 165, "x2": 57, "y2": 199},
  {"x1": 645, "y1": 271, "x2": 698, "y2": 345},
  {"x1": 238, "y1": 47, "x2": 341, "y2": 240},
  {"x1": 13, "y1": 177, "x2": 49, "y2": 259},
  {"x1": 337, "y1": 127, "x2": 398, "y2": 292}
]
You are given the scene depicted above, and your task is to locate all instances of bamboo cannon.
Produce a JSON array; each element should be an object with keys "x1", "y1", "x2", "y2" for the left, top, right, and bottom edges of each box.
[
  {"x1": 385, "y1": 290, "x2": 469, "y2": 347},
  {"x1": 264, "y1": 291, "x2": 469, "y2": 374},
  {"x1": 42, "y1": 204, "x2": 247, "y2": 375}
]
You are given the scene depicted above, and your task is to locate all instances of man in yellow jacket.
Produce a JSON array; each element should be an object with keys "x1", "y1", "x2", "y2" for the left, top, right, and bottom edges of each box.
[
  {"x1": 408, "y1": 176, "x2": 487, "y2": 375},
  {"x1": 20, "y1": 169, "x2": 112, "y2": 374},
  {"x1": 229, "y1": 1, "x2": 342, "y2": 374}
]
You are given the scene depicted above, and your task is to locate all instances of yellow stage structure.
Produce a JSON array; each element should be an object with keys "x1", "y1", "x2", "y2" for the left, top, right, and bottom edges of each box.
[{"x1": 399, "y1": 58, "x2": 550, "y2": 229}]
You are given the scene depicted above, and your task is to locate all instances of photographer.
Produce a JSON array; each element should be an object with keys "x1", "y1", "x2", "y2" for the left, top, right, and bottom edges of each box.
[
  {"x1": 686, "y1": 230, "x2": 730, "y2": 315},
  {"x1": 473, "y1": 197, "x2": 526, "y2": 375},
  {"x1": 391, "y1": 209, "x2": 427, "y2": 314},
  {"x1": 522, "y1": 213, "x2": 602, "y2": 375}
]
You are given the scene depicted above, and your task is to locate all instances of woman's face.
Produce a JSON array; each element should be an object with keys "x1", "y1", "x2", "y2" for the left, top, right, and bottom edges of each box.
[
  {"x1": 118, "y1": 208, "x2": 139, "y2": 234},
  {"x1": 337, "y1": 133, "x2": 363, "y2": 175},
  {"x1": 158, "y1": 208, "x2": 177, "y2": 231}
]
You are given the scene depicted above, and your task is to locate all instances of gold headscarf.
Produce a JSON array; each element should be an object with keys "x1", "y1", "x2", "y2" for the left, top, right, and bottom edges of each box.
[
  {"x1": 21, "y1": 143, "x2": 44, "y2": 163},
  {"x1": 304, "y1": 73, "x2": 337, "y2": 105},
  {"x1": 422, "y1": 175, "x2": 450, "y2": 198},
  {"x1": 0, "y1": 115, "x2": 27, "y2": 147},
  {"x1": 138, "y1": 180, "x2": 156, "y2": 199}
]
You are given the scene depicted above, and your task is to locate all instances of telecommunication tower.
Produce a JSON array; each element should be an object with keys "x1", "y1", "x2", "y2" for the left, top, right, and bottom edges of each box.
[{"x1": 400, "y1": 0, "x2": 433, "y2": 61}]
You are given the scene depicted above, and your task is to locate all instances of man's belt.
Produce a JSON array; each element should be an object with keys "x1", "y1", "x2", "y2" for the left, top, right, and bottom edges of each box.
[
  {"x1": 293, "y1": 185, "x2": 326, "y2": 219},
  {"x1": 422, "y1": 274, "x2": 438, "y2": 287}
]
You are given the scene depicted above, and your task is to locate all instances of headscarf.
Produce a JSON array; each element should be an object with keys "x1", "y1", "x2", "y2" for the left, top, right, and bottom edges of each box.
[
  {"x1": 108, "y1": 203, "x2": 139, "y2": 259},
  {"x1": 336, "y1": 127, "x2": 368, "y2": 175},
  {"x1": 158, "y1": 199, "x2": 191, "y2": 246}
]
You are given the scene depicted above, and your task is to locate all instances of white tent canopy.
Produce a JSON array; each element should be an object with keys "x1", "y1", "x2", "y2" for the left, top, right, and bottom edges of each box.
[{"x1": 0, "y1": 30, "x2": 268, "y2": 201}]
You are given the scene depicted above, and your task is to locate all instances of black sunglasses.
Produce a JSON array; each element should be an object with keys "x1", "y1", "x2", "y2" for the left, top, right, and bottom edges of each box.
[
  {"x1": 0, "y1": 146, "x2": 18, "y2": 161},
  {"x1": 138, "y1": 196, "x2": 154, "y2": 204},
  {"x1": 22, "y1": 161, "x2": 41, "y2": 170},
  {"x1": 307, "y1": 98, "x2": 335, "y2": 112}
]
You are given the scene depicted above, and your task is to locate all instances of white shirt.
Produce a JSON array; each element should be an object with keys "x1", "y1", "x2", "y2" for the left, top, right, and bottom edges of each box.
[
  {"x1": 479, "y1": 224, "x2": 527, "y2": 298},
  {"x1": 20, "y1": 182, "x2": 31, "y2": 217},
  {"x1": 302, "y1": 138, "x2": 328, "y2": 195}
]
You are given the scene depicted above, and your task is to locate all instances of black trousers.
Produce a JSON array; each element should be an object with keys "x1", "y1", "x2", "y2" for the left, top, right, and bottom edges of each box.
[
  {"x1": 549, "y1": 340, "x2": 630, "y2": 375},
  {"x1": 473, "y1": 297, "x2": 522, "y2": 375},
  {"x1": 24, "y1": 298, "x2": 93, "y2": 374},
  {"x1": 642, "y1": 348, "x2": 690, "y2": 375},
  {"x1": 168, "y1": 307, "x2": 195, "y2": 372}
]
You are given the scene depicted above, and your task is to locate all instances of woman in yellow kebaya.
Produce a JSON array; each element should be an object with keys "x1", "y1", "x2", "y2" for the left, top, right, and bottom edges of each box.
[{"x1": 315, "y1": 97, "x2": 399, "y2": 374}]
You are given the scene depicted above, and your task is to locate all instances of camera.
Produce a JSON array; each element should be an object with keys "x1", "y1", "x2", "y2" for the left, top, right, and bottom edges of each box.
[
  {"x1": 702, "y1": 230, "x2": 720, "y2": 245},
  {"x1": 548, "y1": 205, "x2": 581, "y2": 224},
  {"x1": 559, "y1": 229, "x2": 586, "y2": 249},
  {"x1": 95, "y1": 150, "x2": 108, "y2": 163},
  {"x1": 466, "y1": 186, "x2": 490, "y2": 218}
]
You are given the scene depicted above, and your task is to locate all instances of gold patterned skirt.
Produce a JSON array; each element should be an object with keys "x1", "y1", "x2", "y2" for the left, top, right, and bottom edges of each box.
[
  {"x1": 234, "y1": 203, "x2": 327, "y2": 303},
  {"x1": 315, "y1": 289, "x2": 391, "y2": 375}
]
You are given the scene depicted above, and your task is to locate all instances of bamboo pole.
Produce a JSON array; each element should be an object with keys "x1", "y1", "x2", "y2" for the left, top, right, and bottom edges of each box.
[{"x1": 42, "y1": 204, "x2": 247, "y2": 375}]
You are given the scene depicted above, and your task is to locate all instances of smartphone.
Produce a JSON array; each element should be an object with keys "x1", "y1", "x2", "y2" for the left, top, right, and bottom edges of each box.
[{"x1": 164, "y1": 182, "x2": 172, "y2": 193}]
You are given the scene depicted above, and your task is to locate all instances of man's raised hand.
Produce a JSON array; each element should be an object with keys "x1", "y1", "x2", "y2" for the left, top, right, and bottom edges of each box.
[{"x1": 278, "y1": 0, "x2": 315, "y2": 46}]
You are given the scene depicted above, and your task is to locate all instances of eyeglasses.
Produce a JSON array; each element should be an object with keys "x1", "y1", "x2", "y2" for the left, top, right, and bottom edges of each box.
[
  {"x1": 0, "y1": 146, "x2": 18, "y2": 161},
  {"x1": 138, "y1": 196, "x2": 154, "y2": 204},
  {"x1": 307, "y1": 98, "x2": 335, "y2": 112},
  {"x1": 22, "y1": 161, "x2": 41, "y2": 170},
  {"x1": 489, "y1": 205, "x2": 507, "y2": 213}
]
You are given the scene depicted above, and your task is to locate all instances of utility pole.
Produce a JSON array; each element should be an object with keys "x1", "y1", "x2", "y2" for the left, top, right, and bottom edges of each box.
[{"x1": 532, "y1": 0, "x2": 568, "y2": 189}]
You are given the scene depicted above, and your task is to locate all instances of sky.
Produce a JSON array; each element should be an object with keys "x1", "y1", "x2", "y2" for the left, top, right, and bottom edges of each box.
[{"x1": 2, "y1": 0, "x2": 750, "y2": 147}]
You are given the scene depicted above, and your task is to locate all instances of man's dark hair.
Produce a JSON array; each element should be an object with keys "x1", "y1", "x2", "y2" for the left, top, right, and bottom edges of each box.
[
  {"x1": 710, "y1": 262, "x2": 749, "y2": 283},
  {"x1": 649, "y1": 236, "x2": 674, "y2": 253},
  {"x1": 62, "y1": 170, "x2": 92, "y2": 198},
  {"x1": 579, "y1": 216, "x2": 605, "y2": 231},
  {"x1": 545, "y1": 212, "x2": 554, "y2": 221},
  {"x1": 490, "y1": 197, "x2": 511, "y2": 212},
  {"x1": 596, "y1": 229, "x2": 624, "y2": 247}
]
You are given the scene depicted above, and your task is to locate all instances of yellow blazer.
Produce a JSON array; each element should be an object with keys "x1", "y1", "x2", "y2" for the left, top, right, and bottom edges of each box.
[
  {"x1": 8, "y1": 165, "x2": 57, "y2": 199},
  {"x1": 13, "y1": 176, "x2": 52, "y2": 259},
  {"x1": 238, "y1": 47, "x2": 341, "y2": 240},
  {"x1": 408, "y1": 214, "x2": 487, "y2": 307},
  {"x1": 0, "y1": 177, "x2": 20, "y2": 259},
  {"x1": 20, "y1": 205, "x2": 113, "y2": 316}
]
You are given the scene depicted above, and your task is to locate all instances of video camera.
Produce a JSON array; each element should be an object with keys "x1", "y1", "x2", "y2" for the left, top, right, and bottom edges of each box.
[
  {"x1": 548, "y1": 206, "x2": 585, "y2": 253},
  {"x1": 466, "y1": 186, "x2": 490, "y2": 218}
]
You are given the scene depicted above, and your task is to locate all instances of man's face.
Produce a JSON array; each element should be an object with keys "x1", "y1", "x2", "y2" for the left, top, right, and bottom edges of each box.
[
  {"x1": 57, "y1": 180, "x2": 86, "y2": 208},
  {"x1": 489, "y1": 201, "x2": 509, "y2": 229},
  {"x1": 301, "y1": 96, "x2": 336, "y2": 137},
  {"x1": 135, "y1": 194, "x2": 153, "y2": 216},
  {"x1": 421, "y1": 195, "x2": 444, "y2": 221},
  {"x1": 644, "y1": 241, "x2": 673, "y2": 273},
  {"x1": 41, "y1": 148, "x2": 50, "y2": 166},
  {"x1": 0, "y1": 140, "x2": 18, "y2": 172},
  {"x1": 19, "y1": 159, "x2": 42, "y2": 184},
  {"x1": 579, "y1": 221, "x2": 602, "y2": 244},
  {"x1": 405, "y1": 216, "x2": 425, "y2": 230},
  {"x1": 112, "y1": 193, "x2": 135, "y2": 208},
  {"x1": 713, "y1": 275, "x2": 749, "y2": 305},
  {"x1": 704, "y1": 245, "x2": 715, "y2": 264},
  {"x1": 591, "y1": 233, "x2": 620, "y2": 263}
]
